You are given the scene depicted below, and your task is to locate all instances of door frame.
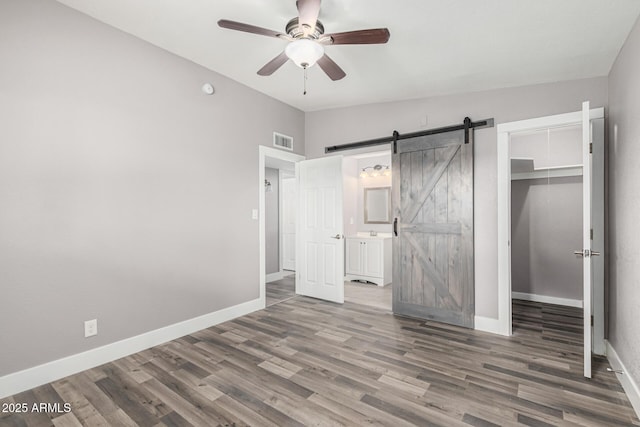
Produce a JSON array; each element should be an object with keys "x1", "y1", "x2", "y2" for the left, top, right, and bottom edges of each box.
[
  {"x1": 259, "y1": 146, "x2": 305, "y2": 308},
  {"x1": 496, "y1": 107, "x2": 605, "y2": 339}
]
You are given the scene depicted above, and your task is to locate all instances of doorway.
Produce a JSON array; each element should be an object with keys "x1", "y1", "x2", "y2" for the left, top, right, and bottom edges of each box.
[
  {"x1": 260, "y1": 148, "x2": 347, "y2": 306},
  {"x1": 510, "y1": 124, "x2": 584, "y2": 309},
  {"x1": 342, "y1": 150, "x2": 394, "y2": 311},
  {"x1": 496, "y1": 105, "x2": 605, "y2": 377},
  {"x1": 259, "y1": 146, "x2": 304, "y2": 308},
  {"x1": 264, "y1": 167, "x2": 296, "y2": 306}
]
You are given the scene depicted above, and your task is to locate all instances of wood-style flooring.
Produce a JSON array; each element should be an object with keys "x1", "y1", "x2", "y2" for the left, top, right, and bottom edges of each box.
[
  {"x1": 265, "y1": 273, "x2": 296, "y2": 307},
  {"x1": 1, "y1": 299, "x2": 638, "y2": 426},
  {"x1": 268, "y1": 276, "x2": 392, "y2": 311},
  {"x1": 344, "y1": 281, "x2": 392, "y2": 311}
]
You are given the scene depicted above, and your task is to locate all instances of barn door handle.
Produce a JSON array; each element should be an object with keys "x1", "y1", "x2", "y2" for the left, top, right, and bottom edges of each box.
[{"x1": 393, "y1": 218, "x2": 398, "y2": 236}]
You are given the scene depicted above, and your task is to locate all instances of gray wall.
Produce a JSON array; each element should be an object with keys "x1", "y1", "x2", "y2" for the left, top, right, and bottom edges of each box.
[
  {"x1": 265, "y1": 168, "x2": 280, "y2": 275},
  {"x1": 608, "y1": 14, "x2": 640, "y2": 395},
  {"x1": 511, "y1": 177, "x2": 583, "y2": 300},
  {"x1": 305, "y1": 77, "x2": 608, "y2": 319},
  {"x1": 0, "y1": 0, "x2": 304, "y2": 376}
]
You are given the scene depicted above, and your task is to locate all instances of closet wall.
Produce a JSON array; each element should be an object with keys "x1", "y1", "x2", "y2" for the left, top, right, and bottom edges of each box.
[{"x1": 510, "y1": 126, "x2": 583, "y2": 302}]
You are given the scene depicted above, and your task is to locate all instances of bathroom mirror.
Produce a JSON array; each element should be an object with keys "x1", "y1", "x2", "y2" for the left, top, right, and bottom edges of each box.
[{"x1": 364, "y1": 187, "x2": 391, "y2": 224}]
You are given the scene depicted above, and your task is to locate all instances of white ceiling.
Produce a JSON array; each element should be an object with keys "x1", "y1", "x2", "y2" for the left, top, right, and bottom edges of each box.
[{"x1": 55, "y1": 0, "x2": 640, "y2": 112}]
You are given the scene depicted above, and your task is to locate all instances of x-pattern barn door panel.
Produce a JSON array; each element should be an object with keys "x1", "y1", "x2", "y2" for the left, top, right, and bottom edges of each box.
[{"x1": 392, "y1": 130, "x2": 474, "y2": 328}]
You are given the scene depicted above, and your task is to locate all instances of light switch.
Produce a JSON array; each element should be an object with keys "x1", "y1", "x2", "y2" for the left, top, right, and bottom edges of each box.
[{"x1": 252, "y1": 209, "x2": 258, "y2": 220}]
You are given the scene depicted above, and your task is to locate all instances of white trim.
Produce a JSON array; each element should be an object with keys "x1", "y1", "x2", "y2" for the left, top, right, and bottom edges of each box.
[
  {"x1": 606, "y1": 340, "x2": 640, "y2": 419},
  {"x1": 474, "y1": 315, "x2": 509, "y2": 336},
  {"x1": 497, "y1": 108, "x2": 604, "y2": 133},
  {"x1": 259, "y1": 146, "x2": 304, "y2": 309},
  {"x1": 512, "y1": 292, "x2": 583, "y2": 308},
  {"x1": 0, "y1": 298, "x2": 262, "y2": 399},
  {"x1": 496, "y1": 129, "x2": 513, "y2": 336},
  {"x1": 266, "y1": 271, "x2": 285, "y2": 282}
]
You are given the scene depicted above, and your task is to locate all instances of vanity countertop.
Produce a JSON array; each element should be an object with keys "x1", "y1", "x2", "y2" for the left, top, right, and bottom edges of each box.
[{"x1": 352, "y1": 232, "x2": 392, "y2": 239}]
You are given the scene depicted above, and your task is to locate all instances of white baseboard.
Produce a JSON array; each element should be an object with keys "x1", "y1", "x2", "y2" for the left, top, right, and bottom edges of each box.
[
  {"x1": 606, "y1": 340, "x2": 640, "y2": 419},
  {"x1": 475, "y1": 315, "x2": 509, "y2": 336},
  {"x1": 266, "y1": 271, "x2": 285, "y2": 282},
  {"x1": 512, "y1": 292, "x2": 583, "y2": 308},
  {"x1": 0, "y1": 298, "x2": 263, "y2": 399}
]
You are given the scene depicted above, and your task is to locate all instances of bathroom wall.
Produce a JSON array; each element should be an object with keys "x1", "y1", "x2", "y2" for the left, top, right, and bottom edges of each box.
[{"x1": 357, "y1": 154, "x2": 393, "y2": 234}]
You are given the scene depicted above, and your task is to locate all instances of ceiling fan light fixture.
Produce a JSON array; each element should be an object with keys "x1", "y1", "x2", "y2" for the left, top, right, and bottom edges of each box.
[{"x1": 285, "y1": 39, "x2": 324, "y2": 68}]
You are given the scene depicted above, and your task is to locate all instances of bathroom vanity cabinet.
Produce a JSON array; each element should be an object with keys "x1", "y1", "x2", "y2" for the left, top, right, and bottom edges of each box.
[{"x1": 345, "y1": 235, "x2": 392, "y2": 286}]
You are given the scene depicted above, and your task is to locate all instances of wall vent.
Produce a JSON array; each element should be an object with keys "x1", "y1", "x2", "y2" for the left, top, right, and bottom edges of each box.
[{"x1": 273, "y1": 132, "x2": 293, "y2": 151}]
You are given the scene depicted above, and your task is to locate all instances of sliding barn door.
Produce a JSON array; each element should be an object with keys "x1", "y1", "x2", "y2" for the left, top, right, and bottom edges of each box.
[{"x1": 392, "y1": 130, "x2": 474, "y2": 328}]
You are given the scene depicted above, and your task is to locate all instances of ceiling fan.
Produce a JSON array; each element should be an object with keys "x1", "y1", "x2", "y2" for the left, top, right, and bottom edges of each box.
[{"x1": 218, "y1": 0, "x2": 390, "y2": 81}]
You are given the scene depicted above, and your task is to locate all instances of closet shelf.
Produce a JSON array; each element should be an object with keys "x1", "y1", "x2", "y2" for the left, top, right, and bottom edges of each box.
[{"x1": 511, "y1": 157, "x2": 583, "y2": 181}]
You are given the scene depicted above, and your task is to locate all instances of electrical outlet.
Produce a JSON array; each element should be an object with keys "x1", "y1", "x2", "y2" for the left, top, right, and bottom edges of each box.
[
  {"x1": 84, "y1": 319, "x2": 97, "y2": 338},
  {"x1": 420, "y1": 115, "x2": 428, "y2": 127}
]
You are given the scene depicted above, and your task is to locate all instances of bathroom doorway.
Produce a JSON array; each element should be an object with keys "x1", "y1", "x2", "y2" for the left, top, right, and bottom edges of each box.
[{"x1": 343, "y1": 150, "x2": 393, "y2": 311}]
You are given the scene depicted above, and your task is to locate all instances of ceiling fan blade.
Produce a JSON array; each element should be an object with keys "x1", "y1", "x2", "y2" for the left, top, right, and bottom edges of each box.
[
  {"x1": 317, "y1": 54, "x2": 346, "y2": 81},
  {"x1": 296, "y1": 0, "x2": 321, "y2": 35},
  {"x1": 324, "y1": 28, "x2": 390, "y2": 45},
  {"x1": 257, "y1": 51, "x2": 289, "y2": 76},
  {"x1": 218, "y1": 19, "x2": 286, "y2": 39}
]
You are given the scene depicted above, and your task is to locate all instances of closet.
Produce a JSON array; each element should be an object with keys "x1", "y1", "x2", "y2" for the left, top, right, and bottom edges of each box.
[{"x1": 510, "y1": 125, "x2": 584, "y2": 306}]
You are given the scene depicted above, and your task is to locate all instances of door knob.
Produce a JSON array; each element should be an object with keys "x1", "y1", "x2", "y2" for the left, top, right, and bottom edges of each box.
[
  {"x1": 574, "y1": 249, "x2": 601, "y2": 257},
  {"x1": 331, "y1": 234, "x2": 343, "y2": 240}
]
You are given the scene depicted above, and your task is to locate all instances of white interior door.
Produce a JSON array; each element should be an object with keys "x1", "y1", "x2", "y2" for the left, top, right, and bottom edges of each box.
[
  {"x1": 581, "y1": 101, "x2": 593, "y2": 378},
  {"x1": 296, "y1": 156, "x2": 344, "y2": 303},
  {"x1": 591, "y1": 118, "x2": 605, "y2": 356},
  {"x1": 281, "y1": 176, "x2": 296, "y2": 271}
]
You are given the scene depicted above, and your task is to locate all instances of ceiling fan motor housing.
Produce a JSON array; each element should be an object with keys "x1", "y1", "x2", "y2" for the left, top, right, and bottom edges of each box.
[{"x1": 285, "y1": 17, "x2": 324, "y2": 39}]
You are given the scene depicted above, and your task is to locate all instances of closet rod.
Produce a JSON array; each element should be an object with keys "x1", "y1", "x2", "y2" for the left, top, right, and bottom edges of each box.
[{"x1": 324, "y1": 118, "x2": 494, "y2": 154}]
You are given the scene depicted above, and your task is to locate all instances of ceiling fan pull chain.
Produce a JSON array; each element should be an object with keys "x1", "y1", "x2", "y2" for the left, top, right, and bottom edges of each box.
[{"x1": 303, "y1": 66, "x2": 308, "y2": 95}]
